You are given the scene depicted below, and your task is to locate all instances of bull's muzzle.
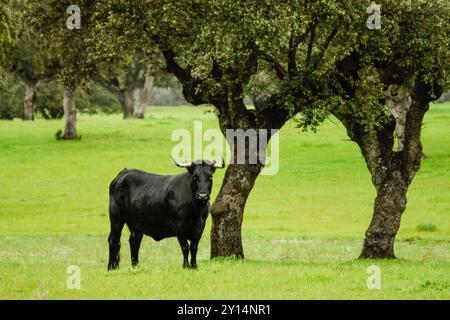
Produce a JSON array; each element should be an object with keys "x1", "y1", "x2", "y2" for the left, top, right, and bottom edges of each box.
[{"x1": 196, "y1": 193, "x2": 210, "y2": 201}]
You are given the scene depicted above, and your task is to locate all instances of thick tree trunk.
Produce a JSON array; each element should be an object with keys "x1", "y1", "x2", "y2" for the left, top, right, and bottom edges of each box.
[
  {"x1": 358, "y1": 80, "x2": 438, "y2": 259},
  {"x1": 23, "y1": 80, "x2": 38, "y2": 121},
  {"x1": 118, "y1": 91, "x2": 135, "y2": 119},
  {"x1": 62, "y1": 85, "x2": 78, "y2": 139},
  {"x1": 360, "y1": 168, "x2": 408, "y2": 259},
  {"x1": 134, "y1": 65, "x2": 154, "y2": 119},
  {"x1": 210, "y1": 163, "x2": 262, "y2": 258},
  {"x1": 208, "y1": 89, "x2": 280, "y2": 259},
  {"x1": 162, "y1": 48, "x2": 274, "y2": 259}
]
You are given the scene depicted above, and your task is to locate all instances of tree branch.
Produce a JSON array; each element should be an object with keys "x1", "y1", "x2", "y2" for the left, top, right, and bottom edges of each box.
[
  {"x1": 258, "y1": 51, "x2": 287, "y2": 80},
  {"x1": 313, "y1": 25, "x2": 339, "y2": 70},
  {"x1": 288, "y1": 22, "x2": 314, "y2": 77},
  {"x1": 401, "y1": 78, "x2": 442, "y2": 182},
  {"x1": 161, "y1": 48, "x2": 208, "y2": 106},
  {"x1": 305, "y1": 20, "x2": 317, "y2": 67}
]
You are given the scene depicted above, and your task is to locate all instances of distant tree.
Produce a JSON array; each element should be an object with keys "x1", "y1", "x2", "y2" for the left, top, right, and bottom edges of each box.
[
  {"x1": 144, "y1": 72, "x2": 187, "y2": 106},
  {"x1": 92, "y1": 54, "x2": 155, "y2": 119},
  {"x1": 3, "y1": 0, "x2": 56, "y2": 120},
  {"x1": 28, "y1": 0, "x2": 97, "y2": 139},
  {"x1": 35, "y1": 80, "x2": 120, "y2": 119},
  {"x1": 134, "y1": 63, "x2": 157, "y2": 118}
]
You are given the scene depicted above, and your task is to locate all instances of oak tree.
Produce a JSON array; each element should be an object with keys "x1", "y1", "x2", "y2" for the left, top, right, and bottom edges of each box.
[{"x1": 28, "y1": 0, "x2": 97, "y2": 139}]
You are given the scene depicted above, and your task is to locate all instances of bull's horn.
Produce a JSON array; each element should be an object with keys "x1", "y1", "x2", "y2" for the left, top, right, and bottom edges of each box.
[
  {"x1": 171, "y1": 155, "x2": 192, "y2": 168},
  {"x1": 213, "y1": 156, "x2": 225, "y2": 168}
]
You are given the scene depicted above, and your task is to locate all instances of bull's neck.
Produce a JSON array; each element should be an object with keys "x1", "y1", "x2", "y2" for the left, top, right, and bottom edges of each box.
[{"x1": 193, "y1": 198, "x2": 209, "y2": 209}]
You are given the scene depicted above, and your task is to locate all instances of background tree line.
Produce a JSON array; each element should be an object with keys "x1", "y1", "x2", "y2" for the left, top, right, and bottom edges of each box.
[{"x1": 0, "y1": 0, "x2": 187, "y2": 123}]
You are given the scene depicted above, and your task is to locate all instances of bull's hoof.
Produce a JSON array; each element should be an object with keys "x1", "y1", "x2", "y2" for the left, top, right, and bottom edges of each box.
[{"x1": 107, "y1": 264, "x2": 119, "y2": 271}]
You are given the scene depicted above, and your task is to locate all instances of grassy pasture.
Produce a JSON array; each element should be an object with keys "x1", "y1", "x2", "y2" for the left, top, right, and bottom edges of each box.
[{"x1": 0, "y1": 104, "x2": 449, "y2": 299}]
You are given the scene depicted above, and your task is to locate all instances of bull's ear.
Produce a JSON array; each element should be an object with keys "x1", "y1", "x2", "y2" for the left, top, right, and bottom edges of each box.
[{"x1": 187, "y1": 166, "x2": 195, "y2": 175}]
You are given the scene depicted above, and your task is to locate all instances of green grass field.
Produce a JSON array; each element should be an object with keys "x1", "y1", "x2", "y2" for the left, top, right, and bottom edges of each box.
[{"x1": 0, "y1": 104, "x2": 449, "y2": 299}]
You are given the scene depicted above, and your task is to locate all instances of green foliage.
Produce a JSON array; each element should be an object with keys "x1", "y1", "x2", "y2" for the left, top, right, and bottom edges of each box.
[
  {"x1": 0, "y1": 0, "x2": 11, "y2": 61},
  {"x1": 35, "y1": 81, "x2": 65, "y2": 119},
  {"x1": 86, "y1": 83, "x2": 122, "y2": 114},
  {"x1": 3, "y1": 0, "x2": 55, "y2": 83},
  {"x1": 0, "y1": 0, "x2": 12, "y2": 88},
  {"x1": 20, "y1": 0, "x2": 450, "y2": 128},
  {"x1": 27, "y1": 0, "x2": 98, "y2": 87},
  {"x1": 0, "y1": 73, "x2": 23, "y2": 119},
  {"x1": 334, "y1": 0, "x2": 450, "y2": 130},
  {"x1": 91, "y1": 1, "x2": 364, "y2": 125}
]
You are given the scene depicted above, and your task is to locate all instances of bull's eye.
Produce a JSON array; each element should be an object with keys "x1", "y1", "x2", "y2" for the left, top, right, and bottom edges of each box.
[{"x1": 209, "y1": 176, "x2": 212, "y2": 180}]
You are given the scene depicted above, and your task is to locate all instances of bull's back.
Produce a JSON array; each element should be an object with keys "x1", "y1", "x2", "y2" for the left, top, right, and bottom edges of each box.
[
  {"x1": 111, "y1": 169, "x2": 170, "y2": 208},
  {"x1": 110, "y1": 169, "x2": 177, "y2": 239}
]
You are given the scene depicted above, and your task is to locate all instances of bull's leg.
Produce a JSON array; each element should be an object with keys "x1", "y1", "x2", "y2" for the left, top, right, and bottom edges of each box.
[
  {"x1": 129, "y1": 231, "x2": 143, "y2": 267},
  {"x1": 189, "y1": 238, "x2": 200, "y2": 269},
  {"x1": 107, "y1": 221, "x2": 124, "y2": 270},
  {"x1": 176, "y1": 234, "x2": 190, "y2": 268}
]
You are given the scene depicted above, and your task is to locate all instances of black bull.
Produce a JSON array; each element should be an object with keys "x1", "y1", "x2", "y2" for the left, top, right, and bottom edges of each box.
[{"x1": 107, "y1": 158, "x2": 224, "y2": 270}]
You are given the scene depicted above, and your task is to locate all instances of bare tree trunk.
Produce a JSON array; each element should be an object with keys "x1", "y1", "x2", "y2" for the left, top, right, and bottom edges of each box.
[
  {"x1": 352, "y1": 128, "x2": 410, "y2": 259},
  {"x1": 357, "y1": 79, "x2": 436, "y2": 259},
  {"x1": 210, "y1": 163, "x2": 262, "y2": 258},
  {"x1": 162, "y1": 48, "x2": 275, "y2": 259},
  {"x1": 335, "y1": 110, "x2": 406, "y2": 259},
  {"x1": 360, "y1": 166, "x2": 408, "y2": 259},
  {"x1": 23, "y1": 80, "x2": 38, "y2": 121},
  {"x1": 210, "y1": 106, "x2": 268, "y2": 258},
  {"x1": 62, "y1": 85, "x2": 78, "y2": 139},
  {"x1": 134, "y1": 65, "x2": 154, "y2": 119}
]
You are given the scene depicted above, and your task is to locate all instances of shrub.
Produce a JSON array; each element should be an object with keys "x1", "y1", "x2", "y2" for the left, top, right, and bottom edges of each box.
[{"x1": 416, "y1": 222, "x2": 438, "y2": 232}]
